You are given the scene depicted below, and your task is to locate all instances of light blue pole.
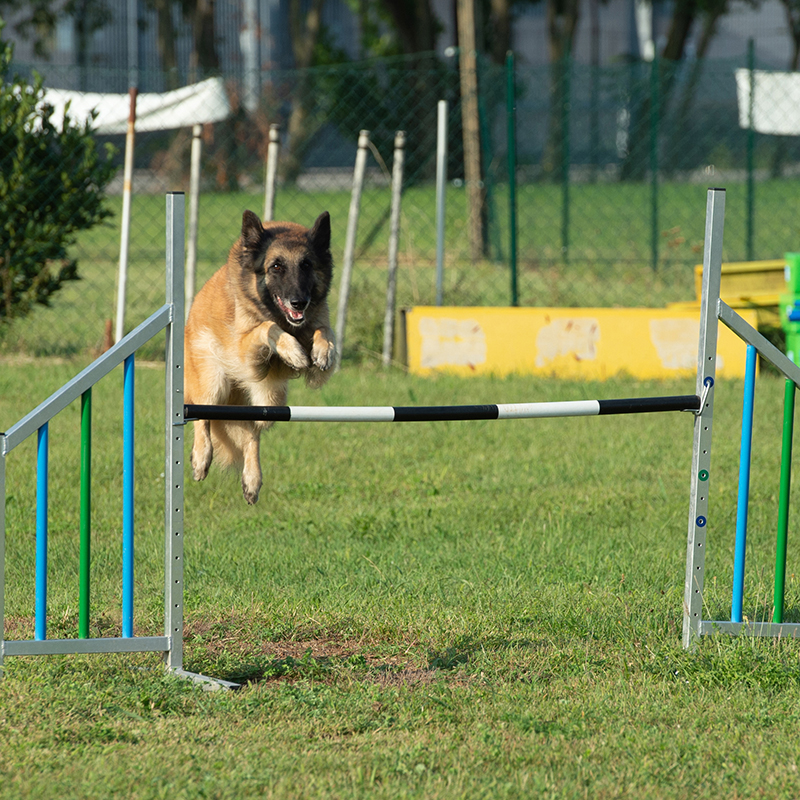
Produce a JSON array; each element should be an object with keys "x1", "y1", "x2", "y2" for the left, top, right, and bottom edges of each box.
[
  {"x1": 122, "y1": 354, "x2": 135, "y2": 637},
  {"x1": 732, "y1": 344, "x2": 757, "y2": 623},
  {"x1": 35, "y1": 423, "x2": 48, "y2": 641}
]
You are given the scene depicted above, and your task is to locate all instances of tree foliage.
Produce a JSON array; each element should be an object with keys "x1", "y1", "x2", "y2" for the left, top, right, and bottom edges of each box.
[{"x1": 0, "y1": 32, "x2": 116, "y2": 326}]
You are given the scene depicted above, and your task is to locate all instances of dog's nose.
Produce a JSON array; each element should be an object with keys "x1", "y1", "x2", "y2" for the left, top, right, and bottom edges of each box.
[{"x1": 290, "y1": 298, "x2": 308, "y2": 311}]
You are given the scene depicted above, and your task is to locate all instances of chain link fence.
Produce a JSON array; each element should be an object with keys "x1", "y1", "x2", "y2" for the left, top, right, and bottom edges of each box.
[{"x1": 3, "y1": 51, "x2": 800, "y2": 363}]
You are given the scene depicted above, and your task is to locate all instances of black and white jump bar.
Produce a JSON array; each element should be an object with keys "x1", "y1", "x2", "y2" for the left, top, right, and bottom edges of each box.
[{"x1": 184, "y1": 395, "x2": 701, "y2": 423}]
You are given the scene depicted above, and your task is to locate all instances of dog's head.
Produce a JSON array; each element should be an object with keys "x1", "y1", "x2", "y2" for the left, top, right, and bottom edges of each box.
[{"x1": 236, "y1": 210, "x2": 333, "y2": 328}]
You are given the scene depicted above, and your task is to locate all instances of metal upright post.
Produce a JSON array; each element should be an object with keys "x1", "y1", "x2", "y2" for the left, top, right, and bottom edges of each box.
[
  {"x1": 164, "y1": 192, "x2": 239, "y2": 690},
  {"x1": 382, "y1": 131, "x2": 406, "y2": 367},
  {"x1": 185, "y1": 123, "x2": 203, "y2": 319},
  {"x1": 164, "y1": 192, "x2": 186, "y2": 675},
  {"x1": 335, "y1": 130, "x2": 370, "y2": 368},
  {"x1": 264, "y1": 124, "x2": 280, "y2": 222},
  {"x1": 683, "y1": 188, "x2": 726, "y2": 649}
]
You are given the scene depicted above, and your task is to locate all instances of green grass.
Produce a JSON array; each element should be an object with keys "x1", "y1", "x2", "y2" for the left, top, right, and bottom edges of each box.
[
  {"x1": 3, "y1": 176, "x2": 800, "y2": 359},
  {"x1": 3, "y1": 360, "x2": 800, "y2": 797}
]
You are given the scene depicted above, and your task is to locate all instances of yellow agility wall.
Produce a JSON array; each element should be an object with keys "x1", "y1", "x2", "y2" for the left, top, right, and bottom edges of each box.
[{"x1": 404, "y1": 307, "x2": 759, "y2": 380}]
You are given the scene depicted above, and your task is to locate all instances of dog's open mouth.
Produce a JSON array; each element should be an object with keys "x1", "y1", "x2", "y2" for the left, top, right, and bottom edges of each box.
[{"x1": 274, "y1": 294, "x2": 307, "y2": 325}]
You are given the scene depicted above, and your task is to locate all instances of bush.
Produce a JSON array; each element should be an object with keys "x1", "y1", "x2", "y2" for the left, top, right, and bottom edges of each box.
[{"x1": 0, "y1": 30, "x2": 116, "y2": 326}]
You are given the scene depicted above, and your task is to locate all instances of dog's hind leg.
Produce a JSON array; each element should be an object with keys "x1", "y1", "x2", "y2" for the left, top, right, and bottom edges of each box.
[
  {"x1": 238, "y1": 373, "x2": 289, "y2": 504},
  {"x1": 190, "y1": 419, "x2": 213, "y2": 481}
]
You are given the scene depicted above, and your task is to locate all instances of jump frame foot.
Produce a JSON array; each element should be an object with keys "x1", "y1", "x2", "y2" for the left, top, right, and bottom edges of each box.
[{"x1": 170, "y1": 667, "x2": 241, "y2": 691}]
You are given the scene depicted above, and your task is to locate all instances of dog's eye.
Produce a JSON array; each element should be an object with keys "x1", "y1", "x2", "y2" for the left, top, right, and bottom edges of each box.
[
  {"x1": 300, "y1": 258, "x2": 311, "y2": 271},
  {"x1": 270, "y1": 261, "x2": 283, "y2": 273}
]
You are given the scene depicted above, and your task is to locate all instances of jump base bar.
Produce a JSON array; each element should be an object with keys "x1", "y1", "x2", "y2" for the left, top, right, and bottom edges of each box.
[{"x1": 184, "y1": 395, "x2": 701, "y2": 424}]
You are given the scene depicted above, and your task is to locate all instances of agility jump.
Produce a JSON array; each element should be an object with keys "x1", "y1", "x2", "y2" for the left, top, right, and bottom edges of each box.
[{"x1": 0, "y1": 188, "x2": 797, "y2": 689}]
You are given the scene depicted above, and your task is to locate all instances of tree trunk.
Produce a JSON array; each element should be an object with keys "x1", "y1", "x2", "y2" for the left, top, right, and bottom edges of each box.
[
  {"x1": 152, "y1": 0, "x2": 179, "y2": 88},
  {"x1": 283, "y1": 0, "x2": 326, "y2": 183},
  {"x1": 381, "y1": 0, "x2": 438, "y2": 53},
  {"x1": 541, "y1": 0, "x2": 579, "y2": 180},
  {"x1": 770, "y1": 0, "x2": 800, "y2": 177},
  {"x1": 457, "y1": 0, "x2": 486, "y2": 261},
  {"x1": 666, "y1": 9, "x2": 722, "y2": 172},
  {"x1": 488, "y1": 0, "x2": 512, "y2": 66},
  {"x1": 186, "y1": 0, "x2": 219, "y2": 81}
]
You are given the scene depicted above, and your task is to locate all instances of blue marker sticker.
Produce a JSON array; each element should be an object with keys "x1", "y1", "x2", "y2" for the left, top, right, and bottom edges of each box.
[
  {"x1": 696, "y1": 516, "x2": 707, "y2": 528},
  {"x1": 704, "y1": 376, "x2": 714, "y2": 387}
]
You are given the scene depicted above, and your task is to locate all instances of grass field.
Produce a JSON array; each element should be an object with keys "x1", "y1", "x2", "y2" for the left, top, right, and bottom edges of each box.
[{"x1": 3, "y1": 358, "x2": 800, "y2": 798}]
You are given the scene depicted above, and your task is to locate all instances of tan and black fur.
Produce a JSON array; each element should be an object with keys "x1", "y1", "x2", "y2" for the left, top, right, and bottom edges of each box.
[{"x1": 185, "y1": 210, "x2": 335, "y2": 504}]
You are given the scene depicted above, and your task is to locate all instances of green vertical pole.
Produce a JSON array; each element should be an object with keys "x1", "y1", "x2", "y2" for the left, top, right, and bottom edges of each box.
[
  {"x1": 79, "y1": 388, "x2": 91, "y2": 638},
  {"x1": 590, "y1": 59, "x2": 599, "y2": 184},
  {"x1": 774, "y1": 378, "x2": 795, "y2": 623},
  {"x1": 561, "y1": 49, "x2": 571, "y2": 262},
  {"x1": 650, "y1": 54, "x2": 659, "y2": 272},
  {"x1": 506, "y1": 51, "x2": 518, "y2": 307},
  {"x1": 746, "y1": 39, "x2": 755, "y2": 262}
]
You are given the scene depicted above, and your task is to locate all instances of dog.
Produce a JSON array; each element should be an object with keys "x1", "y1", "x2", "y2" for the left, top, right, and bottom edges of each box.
[{"x1": 184, "y1": 210, "x2": 336, "y2": 504}]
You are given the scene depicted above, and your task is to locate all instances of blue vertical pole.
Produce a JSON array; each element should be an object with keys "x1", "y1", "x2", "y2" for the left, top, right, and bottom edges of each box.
[
  {"x1": 122, "y1": 354, "x2": 135, "y2": 637},
  {"x1": 732, "y1": 344, "x2": 757, "y2": 623},
  {"x1": 35, "y1": 423, "x2": 49, "y2": 641}
]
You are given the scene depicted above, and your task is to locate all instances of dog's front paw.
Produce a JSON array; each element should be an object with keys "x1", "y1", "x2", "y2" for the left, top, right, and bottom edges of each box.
[
  {"x1": 311, "y1": 329, "x2": 336, "y2": 372},
  {"x1": 274, "y1": 331, "x2": 311, "y2": 370}
]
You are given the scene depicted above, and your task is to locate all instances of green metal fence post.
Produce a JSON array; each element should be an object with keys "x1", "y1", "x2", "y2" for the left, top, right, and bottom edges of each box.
[
  {"x1": 747, "y1": 38, "x2": 755, "y2": 262},
  {"x1": 650, "y1": 54, "x2": 659, "y2": 272},
  {"x1": 561, "y1": 49, "x2": 571, "y2": 263},
  {"x1": 507, "y1": 51, "x2": 518, "y2": 307}
]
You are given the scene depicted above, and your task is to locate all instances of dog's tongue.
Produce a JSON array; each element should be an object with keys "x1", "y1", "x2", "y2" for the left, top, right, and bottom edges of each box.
[{"x1": 277, "y1": 296, "x2": 304, "y2": 322}]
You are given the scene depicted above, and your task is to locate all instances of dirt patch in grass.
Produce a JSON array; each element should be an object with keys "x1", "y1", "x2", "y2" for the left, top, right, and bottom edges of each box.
[{"x1": 181, "y1": 615, "x2": 452, "y2": 686}]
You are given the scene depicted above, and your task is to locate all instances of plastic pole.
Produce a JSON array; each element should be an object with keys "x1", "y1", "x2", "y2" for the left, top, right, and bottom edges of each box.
[
  {"x1": 732, "y1": 344, "x2": 757, "y2": 623},
  {"x1": 35, "y1": 423, "x2": 48, "y2": 641},
  {"x1": 79, "y1": 389, "x2": 92, "y2": 638},
  {"x1": 774, "y1": 378, "x2": 795, "y2": 623},
  {"x1": 122, "y1": 354, "x2": 135, "y2": 637}
]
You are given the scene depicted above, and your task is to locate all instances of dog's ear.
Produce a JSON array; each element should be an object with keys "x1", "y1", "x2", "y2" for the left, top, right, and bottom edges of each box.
[
  {"x1": 241, "y1": 210, "x2": 264, "y2": 250},
  {"x1": 309, "y1": 212, "x2": 331, "y2": 255}
]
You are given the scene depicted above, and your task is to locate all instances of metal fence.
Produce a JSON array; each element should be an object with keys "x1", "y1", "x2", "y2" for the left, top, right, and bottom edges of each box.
[{"x1": 3, "y1": 50, "x2": 800, "y2": 363}]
